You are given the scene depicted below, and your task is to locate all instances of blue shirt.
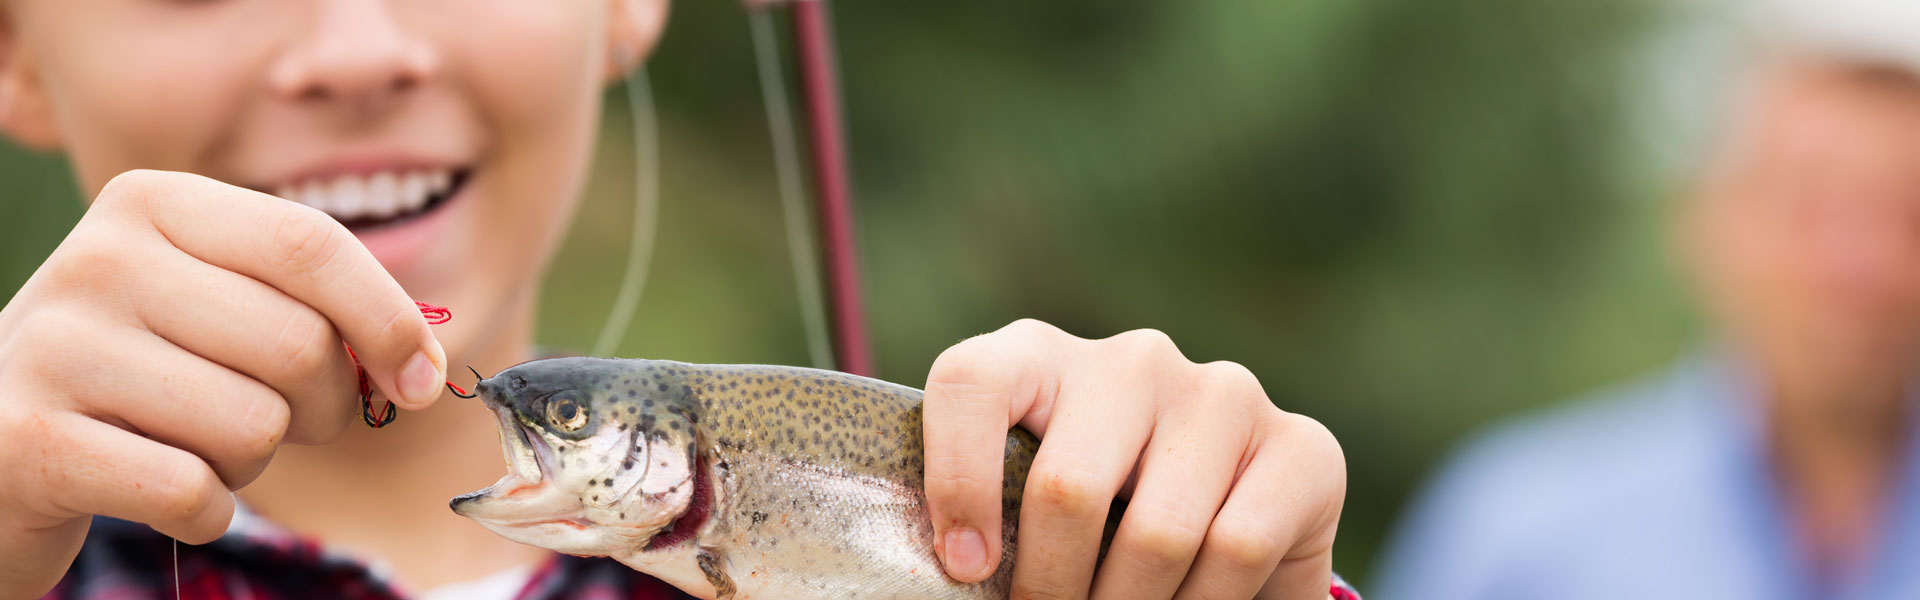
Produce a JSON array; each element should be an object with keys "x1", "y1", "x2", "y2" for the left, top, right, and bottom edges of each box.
[{"x1": 1375, "y1": 354, "x2": 1920, "y2": 600}]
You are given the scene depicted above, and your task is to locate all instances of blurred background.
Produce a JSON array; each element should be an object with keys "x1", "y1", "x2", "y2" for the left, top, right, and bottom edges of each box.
[{"x1": 0, "y1": 0, "x2": 1699, "y2": 588}]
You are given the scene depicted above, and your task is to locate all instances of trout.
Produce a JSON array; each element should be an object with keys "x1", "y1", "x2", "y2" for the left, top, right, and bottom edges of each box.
[{"x1": 450, "y1": 357, "x2": 1039, "y2": 599}]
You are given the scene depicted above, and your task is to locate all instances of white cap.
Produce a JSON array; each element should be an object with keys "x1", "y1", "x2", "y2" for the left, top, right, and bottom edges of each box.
[
  {"x1": 1636, "y1": 0, "x2": 1920, "y2": 180},
  {"x1": 1749, "y1": 0, "x2": 1920, "y2": 73}
]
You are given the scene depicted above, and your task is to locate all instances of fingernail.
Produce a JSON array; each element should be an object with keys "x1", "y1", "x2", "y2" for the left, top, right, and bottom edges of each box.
[
  {"x1": 398, "y1": 351, "x2": 443, "y2": 406},
  {"x1": 942, "y1": 527, "x2": 987, "y2": 579}
]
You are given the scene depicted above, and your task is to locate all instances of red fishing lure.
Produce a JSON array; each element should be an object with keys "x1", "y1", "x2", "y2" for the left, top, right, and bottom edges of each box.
[{"x1": 346, "y1": 301, "x2": 465, "y2": 428}]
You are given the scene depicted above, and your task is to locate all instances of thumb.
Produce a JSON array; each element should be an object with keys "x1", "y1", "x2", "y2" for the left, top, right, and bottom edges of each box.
[{"x1": 921, "y1": 324, "x2": 1061, "y2": 582}]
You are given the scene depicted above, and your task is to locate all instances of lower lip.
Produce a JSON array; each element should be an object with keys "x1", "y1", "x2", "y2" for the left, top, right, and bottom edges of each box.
[{"x1": 351, "y1": 188, "x2": 462, "y2": 275}]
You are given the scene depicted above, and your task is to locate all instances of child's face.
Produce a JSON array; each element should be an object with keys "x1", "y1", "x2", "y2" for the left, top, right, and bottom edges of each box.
[{"x1": 0, "y1": 0, "x2": 664, "y2": 352}]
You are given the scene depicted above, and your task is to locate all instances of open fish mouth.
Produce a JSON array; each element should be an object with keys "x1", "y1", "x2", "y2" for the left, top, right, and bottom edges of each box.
[
  {"x1": 495, "y1": 405, "x2": 551, "y2": 484},
  {"x1": 449, "y1": 406, "x2": 591, "y2": 537}
]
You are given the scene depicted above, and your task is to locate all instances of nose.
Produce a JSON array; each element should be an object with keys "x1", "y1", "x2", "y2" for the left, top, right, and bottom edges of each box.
[{"x1": 268, "y1": 0, "x2": 438, "y2": 111}]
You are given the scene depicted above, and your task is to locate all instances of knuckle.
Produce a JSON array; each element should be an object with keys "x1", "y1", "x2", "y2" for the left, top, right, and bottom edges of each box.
[
  {"x1": 1200, "y1": 360, "x2": 1261, "y2": 393},
  {"x1": 227, "y1": 393, "x2": 291, "y2": 460},
  {"x1": 1125, "y1": 518, "x2": 1206, "y2": 572},
  {"x1": 373, "y1": 303, "x2": 425, "y2": 347},
  {"x1": 40, "y1": 236, "x2": 141, "y2": 298},
  {"x1": 155, "y1": 462, "x2": 220, "y2": 520},
  {"x1": 1281, "y1": 411, "x2": 1331, "y2": 438},
  {"x1": 14, "y1": 312, "x2": 95, "y2": 380},
  {"x1": 1194, "y1": 360, "x2": 1268, "y2": 411},
  {"x1": 287, "y1": 398, "x2": 354, "y2": 446},
  {"x1": 1276, "y1": 412, "x2": 1341, "y2": 459},
  {"x1": 1260, "y1": 411, "x2": 1347, "y2": 493},
  {"x1": 989, "y1": 318, "x2": 1085, "y2": 349},
  {"x1": 922, "y1": 376, "x2": 1004, "y2": 416},
  {"x1": 925, "y1": 462, "x2": 988, "y2": 506},
  {"x1": 1106, "y1": 328, "x2": 1182, "y2": 363},
  {"x1": 1029, "y1": 467, "x2": 1109, "y2": 520},
  {"x1": 926, "y1": 344, "x2": 1007, "y2": 397},
  {"x1": 997, "y1": 318, "x2": 1062, "y2": 339},
  {"x1": 270, "y1": 310, "x2": 340, "y2": 380},
  {"x1": 56, "y1": 236, "x2": 135, "y2": 278},
  {"x1": 9, "y1": 309, "x2": 62, "y2": 350},
  {"x1": 1205, "y1": 522, "x2": 1283, "y2": 573},
  {"x1": 94, "y1": 169, "x2": 166, "y2": 212},
  {"x1": 270, "y1": 208, "x2": 348, "y2": 279}
]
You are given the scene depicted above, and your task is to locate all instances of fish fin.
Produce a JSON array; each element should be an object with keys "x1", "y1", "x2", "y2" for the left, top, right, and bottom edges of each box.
[{"x1": 697, "y1": 547, "x2": 736, "y2": 600}]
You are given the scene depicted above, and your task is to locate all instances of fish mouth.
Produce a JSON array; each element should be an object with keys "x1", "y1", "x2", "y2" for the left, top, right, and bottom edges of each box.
[
  {"x1": 450, "y1": 407, "x2": 591, "y2": 545},
  {"x1": 495, "y1": 405, "x2": 550, "y2": 484},
  {"x1": 449, "y1": 383, "x2": 709, "y2": 557}
]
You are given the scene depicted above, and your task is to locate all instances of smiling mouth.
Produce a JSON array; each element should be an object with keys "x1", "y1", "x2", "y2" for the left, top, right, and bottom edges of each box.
[{"x1": 265, "y1": 167, "x2": 472, "y2": 232}]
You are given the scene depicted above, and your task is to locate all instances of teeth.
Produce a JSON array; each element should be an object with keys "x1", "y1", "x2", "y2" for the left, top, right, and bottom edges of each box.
[
  {"x1": 280, "y1": 168, "x2": 454, "y2": 222},
  {"x1": 365, "y1": 172, "x2": 399, "y2": 219},
  {"x1": 299, "y1": 179, "x2": 330, "y2": 214},
  {"x1": 399, "y1": 172, "x2": 429, "y2": 215},
  {"x1": 332, "y1": 175, "x2": 367, "y2": 216}
]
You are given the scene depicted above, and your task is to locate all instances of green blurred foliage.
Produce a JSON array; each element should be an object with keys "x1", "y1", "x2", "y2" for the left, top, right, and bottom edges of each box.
[{"x1": 1, "y1": 0, "x2": 1704, "y2": 587}]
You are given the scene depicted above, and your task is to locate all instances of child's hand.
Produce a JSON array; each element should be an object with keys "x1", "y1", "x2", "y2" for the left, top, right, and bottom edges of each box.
[
  {"x1": 922, "y1": 320, "x2": 1346, "y2": 600},
  {"x1": 0, "y1": 170, "x2": 447, "y2": 597}
]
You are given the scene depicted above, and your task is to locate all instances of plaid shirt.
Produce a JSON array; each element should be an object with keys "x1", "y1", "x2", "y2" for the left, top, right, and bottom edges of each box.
[{"x1": 43, "y1": 514, "x2": 1361, "y2": 599}]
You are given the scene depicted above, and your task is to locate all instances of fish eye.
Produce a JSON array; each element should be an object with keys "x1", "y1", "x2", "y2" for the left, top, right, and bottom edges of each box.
[{"x1": 545, "y1": 396, "x2": 589, "y2": 432}]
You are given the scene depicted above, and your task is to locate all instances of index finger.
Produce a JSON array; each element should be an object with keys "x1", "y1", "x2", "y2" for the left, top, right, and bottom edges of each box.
[
  {"x1": 921, "y1": 320, "x2": 1064, "y2": 582},
  {"x1": 98, "y1": 170, "x2": 447, "y2": 410}
]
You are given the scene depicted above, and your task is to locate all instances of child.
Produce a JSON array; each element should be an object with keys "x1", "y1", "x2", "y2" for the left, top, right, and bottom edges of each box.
[{"x1": 0, "y1": 1, "x2": 1353, "y2": 598}]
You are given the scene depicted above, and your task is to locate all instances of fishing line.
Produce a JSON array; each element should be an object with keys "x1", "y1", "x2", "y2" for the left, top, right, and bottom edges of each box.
[
  {"x1": 750, "y1": 7, "x2": 836, "y2": 371},
  {"x1": 590, "y1": 66, "x2": 663, "y2": 358},
  {"x1": 588, "y1": 41, "x2": 837, "y2": 370},
  {"x1": 167, "y1": 305, "x2": 462, "y2": 593},
  {"x1": 351, "y1": 301, "x2": 460, "y2": 428}
]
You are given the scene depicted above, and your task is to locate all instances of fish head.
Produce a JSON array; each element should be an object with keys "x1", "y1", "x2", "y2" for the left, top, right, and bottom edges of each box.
[{"x1": 451, "y1": 358, "x2": 703, "y2": 557}]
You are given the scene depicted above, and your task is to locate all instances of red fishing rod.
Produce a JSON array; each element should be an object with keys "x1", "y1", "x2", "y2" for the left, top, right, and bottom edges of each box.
[
  {"x1": 747, "y1": 0, "x2": 873, "y2": 377},
  {"x1": 590, "y1": 0, "x2": 874, "y2": 378},
  {"x1": 791, "y1": 2, "x2": 872, "y2": 377}
]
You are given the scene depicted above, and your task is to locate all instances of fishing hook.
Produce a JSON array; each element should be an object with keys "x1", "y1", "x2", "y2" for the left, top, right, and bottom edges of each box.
[{"x1": 447, "y1": 366, "x2": 482, "y2": 399}]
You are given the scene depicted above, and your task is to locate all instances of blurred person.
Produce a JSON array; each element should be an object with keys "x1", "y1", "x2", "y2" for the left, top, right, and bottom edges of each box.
[
  {"x1": 1378, "y1": 1, "x2": 1920, "y2": 598},
  {"x1": 0, "y1": 1, "x2": 1358, "y2": 599}
]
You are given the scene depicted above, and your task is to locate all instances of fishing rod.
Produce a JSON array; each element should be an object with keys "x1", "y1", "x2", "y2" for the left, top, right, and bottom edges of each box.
[
  {"x1": 597, "y1": 0, "x2": 872, "y2": 377},
  {"x1": 783, "y1": 0, "x2": 872, "y2": 377},
  {"x1": 747, "y1": 0, "x2": 872, "y2": 377}
]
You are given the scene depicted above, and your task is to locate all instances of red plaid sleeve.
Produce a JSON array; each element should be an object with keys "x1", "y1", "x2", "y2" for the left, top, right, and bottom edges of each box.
[{"x1": 1331, "y1": 573, "x2": 1363, "y2": 600}]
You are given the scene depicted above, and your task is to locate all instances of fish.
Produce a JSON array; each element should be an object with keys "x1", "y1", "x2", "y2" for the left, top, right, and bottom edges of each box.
[{"x1": 449, "y1": 357, "x2": 1040, "y2": 600}]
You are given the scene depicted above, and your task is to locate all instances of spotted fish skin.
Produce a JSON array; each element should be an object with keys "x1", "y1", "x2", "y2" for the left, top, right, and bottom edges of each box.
[{"x1": 456, "y1": 357, "x2": 1038, "y2": 600}]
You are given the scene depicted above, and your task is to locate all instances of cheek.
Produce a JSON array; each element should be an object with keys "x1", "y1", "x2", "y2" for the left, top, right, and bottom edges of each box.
[
  {"x1": 430, "y1": 0, "x2": 605, "y2": 308},
  {"x1": 1697, "y1": 210, "x2": 1804, "y2": 329},
  {"x1": 26, "y1": 1, "x2": 289, "y2": 191}
]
